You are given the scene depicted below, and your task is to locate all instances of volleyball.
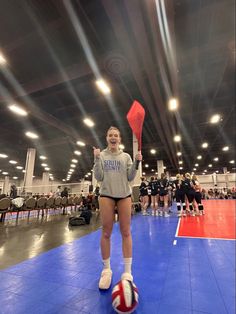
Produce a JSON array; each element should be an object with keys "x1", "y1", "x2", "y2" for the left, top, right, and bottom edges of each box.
[{"x1": 111, "y1": 279, "x2": 139, "y2": 314}]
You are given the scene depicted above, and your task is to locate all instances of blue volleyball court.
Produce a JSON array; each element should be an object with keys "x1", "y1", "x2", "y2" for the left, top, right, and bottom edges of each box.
[{"x1": 0, "y1": 200, "x2": 235, "y2": 313}]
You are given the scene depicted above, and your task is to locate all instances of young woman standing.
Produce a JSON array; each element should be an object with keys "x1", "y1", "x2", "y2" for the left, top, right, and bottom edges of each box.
[{"x1": 93, "y1": 126, "x2": 142, "y2": 290}]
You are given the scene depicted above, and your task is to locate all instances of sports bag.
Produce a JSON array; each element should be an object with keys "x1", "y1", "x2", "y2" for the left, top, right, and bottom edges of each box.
[
  {"x1": 69, "y1": 216, "x2": 86, "y2": 226},
  {"x1": 79, "y1": 210, "x2": 92, "y2": 224}
]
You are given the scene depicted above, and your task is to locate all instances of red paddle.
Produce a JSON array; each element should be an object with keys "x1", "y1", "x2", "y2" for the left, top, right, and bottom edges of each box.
[{"x1": 126, "y1": 100, "x2": 145, "y2": 151}]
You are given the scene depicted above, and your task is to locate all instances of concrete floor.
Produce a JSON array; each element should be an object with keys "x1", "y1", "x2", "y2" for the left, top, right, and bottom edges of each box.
[{"x1": 0, "y1": 211, "x2": 101, "y2": 270}]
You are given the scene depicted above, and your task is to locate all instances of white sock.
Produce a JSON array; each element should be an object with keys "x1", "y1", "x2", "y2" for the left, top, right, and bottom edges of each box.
[
  {"x1": 102, "y1": 258, "x2": 111, "y2": 270},
  {"x1": 124, "y1": 257, "x2": 132, "y2": 274}
]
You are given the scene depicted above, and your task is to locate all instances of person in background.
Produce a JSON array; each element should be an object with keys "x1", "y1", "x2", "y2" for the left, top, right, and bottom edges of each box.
[
  {"x1": 159, "y1": 173, "x2": 170, "y2": 217},
  {"x1": 55, "y1": 186, "x2": 61, "y2": 197},
  {"x1": 139, "y1": 177, "x2": 149, "y2": 215},
  {"x1": 192, "y1": 174, "x2": 205, "y2": 215},
  {"x1": 173, "y1": 174, "x2": 186, "y2": 217},
  {"x1": 183, "y1": 173, "x2": 196, "y2": 216},
  {"x1": 10, "y1": 184, "x2": 17, "y2": 199},
  {"x1": 94, "y1": 185, "x2": 100, "y2": 211},
  {"x1": 93, "y1": 126, "x2": 142, "y2": 290},
  {"x1": 61, "y1": 187, "x2": 68, "y2": 197},
  {"x1": 149, "y1": 176, "x2": 159, "y2": 216}
]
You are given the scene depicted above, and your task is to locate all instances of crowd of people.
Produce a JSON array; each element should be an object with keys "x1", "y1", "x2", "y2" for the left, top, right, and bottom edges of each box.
[
  {"x1": 202, "y1": 187, "x2": 236, "y2": 200},
  {"x1": 139, "y1": 173, "x2": 206, "y2": 217}
]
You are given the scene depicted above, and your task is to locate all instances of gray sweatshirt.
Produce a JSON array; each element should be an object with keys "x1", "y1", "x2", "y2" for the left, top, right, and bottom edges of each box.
[{"x1": 93, "y1": 148, "x2": 138, "y2": 198}]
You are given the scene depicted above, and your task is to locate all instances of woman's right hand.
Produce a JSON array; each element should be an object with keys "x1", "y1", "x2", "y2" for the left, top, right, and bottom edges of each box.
[{"x1": 93, "y1": 147, "x2": 101, "y2": 158}]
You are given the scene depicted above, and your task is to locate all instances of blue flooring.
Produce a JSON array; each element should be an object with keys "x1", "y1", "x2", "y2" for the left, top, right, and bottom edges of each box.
[{"x1": 0, "y1": 209, "x2": 235, "y2": 314}]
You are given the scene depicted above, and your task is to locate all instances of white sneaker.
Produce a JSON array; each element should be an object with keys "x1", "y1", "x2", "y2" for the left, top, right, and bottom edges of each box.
[
  {"x1": 99, "y1": 269, "x2": 112, "y2": 289},
  {"x1": 152, "y1": 211, "x2": 155, "y2": 216},
  {"x1": 121, "y1": 272, "x2": 133, "y2": 282},
  {"x1": 164, "y1": 213, "x2": 170, "y2": 217}
]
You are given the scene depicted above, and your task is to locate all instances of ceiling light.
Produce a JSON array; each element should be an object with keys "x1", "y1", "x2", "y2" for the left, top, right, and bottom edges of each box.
[
  {"x1": 222, "y1": 146, "x2": 229, "y2": 151},
  {"x1": 145, "y1": 164, "x2": 149, "y2": 168},
  {"x1": 179, "y1": 167, "x2": 183, "y2": 170},
  {"x1": 195, "y1": 163, "x2": 199, "y2": 167},
  {"x1": 150, "y1": 149, "x2": 156, "y2": 154},
  {"x1": 71, "y1": 159, "x2": 78, "y2": 163},
  {"x1": 197, "y1": 155, "x2": 202, "y2": 160},
  {"x1": 213, "y1": 157, "x2": 219, "y2": 161},
  {"x1": 74, "y1": 150, "x2": 81, "y2": 156},
  {"x1": 119, "y1": 144, "x2": 125, "y2": 150},
  {"x1": 208, "y1": 164, "x2": 212, "y2": 167},
  {"x1": 22, "y1": 170, "x2": 25, "y2": 173},
  {"x1": 16, "y1": 166, "x2": 23, "y2": 169},
  {"x1": 0, "y1": 52, "x2": 7, "y2": 65},
  {"x1": 8, "y1": 104, "x2": 28, "y2": 116},
  {"x1": 215, "y1": 170, "x2": 219, "y2": 173},
  {"x1": 9, "y1": 160, "x2": 17, "y2": 164},
  {"x1": 193, "y1": 168, "x2": 196, "y2": 171},
  {"x1": 229, "y1": 160, "x2": 235, "y2": 164},
  {"x1": 39, "y1": 155, "x2": 47, "y2": 160},
  {"x1": 201, "y1": 142, "x2": 208, "y2": 148},
  {"x1": 142, "y1": 172, "x2": 146, "y2": 175},
  {"x1": 44, "y1": 167, "x2": 50, "y2": 171},
  {"x1": 83, "y1": 118, "x2": 95, "y2": 127},
  {"x1": 177, "y1": 152, "x2": 182, "y2": 156},
  {"x1": 25, "y1": 131, "x2": 39, "y2": 139},
  {"x1": 41, "y1": 163, "x2": 48, "y2": 167},
  {"x1": 69, "y1": 169, "x2": 74, "y2": 172},
  {"x1": 163, "y1": 166, "x2": 166, "y2": 170},
  {"x1": 178, "y1": 161, "x2": 183, "y2": 164},
  {"x1": 2, "y1": 172, "x2": 8, "y2": 175},
  {"x1": 174, "y1": 135, "x2": 181, "y2": 142},
  {"x1": 0, "y1": 154, "x2": 8, "y2": 158},
  {"x1": 168, "y1": 98, "x2": 178, "y2": 111},
  {"x1": 76, "y1": 141, "x2": 85, "y2": 146},
  {"x1": 13, "y1": 176, "x2": 18, "y2": 179},
  {"x1": 70, "y1": 164, "x2": 76, "y2": 168},
  {"x1": 210, "y1": 114, "x2": 221, "y2": 124},
  {"x1": 95, "y1": 79, "x2": 111, "y2": 95}
]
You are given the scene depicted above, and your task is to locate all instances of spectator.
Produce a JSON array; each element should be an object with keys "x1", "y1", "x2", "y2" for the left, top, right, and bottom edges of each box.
[
  {"x1": 10, "y1": 184, "x2": 17, "y2": 199},
  {"x1": 61, "y1": 187, "x2": 68, "y2": 197}
]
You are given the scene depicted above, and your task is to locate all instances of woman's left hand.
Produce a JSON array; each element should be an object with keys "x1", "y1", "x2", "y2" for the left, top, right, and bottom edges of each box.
[{"x1": 135, "y1": 151, "x2": 142, "y2": 161}]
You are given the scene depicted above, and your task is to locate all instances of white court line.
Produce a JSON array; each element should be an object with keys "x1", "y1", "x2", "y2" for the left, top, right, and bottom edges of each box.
[
  {"x1": 173, "y1": 240, "x2": 177, "y2": 245},
  {"x1": 176, "y1": 235, "x2": 236, "y2": 241},
  {"x1": 175, "y1": 216, "x2": 181, "y2": 237}
]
